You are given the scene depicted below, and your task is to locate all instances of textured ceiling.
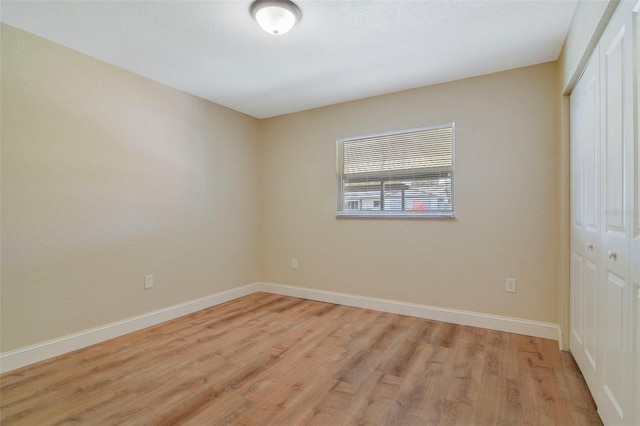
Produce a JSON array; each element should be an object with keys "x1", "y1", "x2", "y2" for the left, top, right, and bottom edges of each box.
[{"x1": 1, "y1": 1, "x2": 577, "y2": 119}]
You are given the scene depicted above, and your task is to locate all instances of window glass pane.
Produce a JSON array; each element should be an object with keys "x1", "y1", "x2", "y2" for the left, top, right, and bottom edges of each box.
[
  {"x1": 344, "y1": 180, "x2": 382, "y2": 211},
  {"x1": 342, "y1": 173, "x2": 452, "y2": 213}
]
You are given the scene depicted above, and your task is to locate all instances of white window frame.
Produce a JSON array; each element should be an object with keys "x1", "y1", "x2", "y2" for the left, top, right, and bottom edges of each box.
[{"x1": 336, "y1": 123, "x2": 455, "y2": 219}]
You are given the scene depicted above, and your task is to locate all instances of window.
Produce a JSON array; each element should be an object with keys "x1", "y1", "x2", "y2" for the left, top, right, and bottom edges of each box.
[{"x1": 337, "y1": 123, "x2": 455, "y2": 218}]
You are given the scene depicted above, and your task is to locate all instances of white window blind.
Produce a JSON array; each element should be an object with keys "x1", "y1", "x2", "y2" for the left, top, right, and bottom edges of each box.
[{"x1": 337, "y1": 123, "x2": 455, "y2": 218}]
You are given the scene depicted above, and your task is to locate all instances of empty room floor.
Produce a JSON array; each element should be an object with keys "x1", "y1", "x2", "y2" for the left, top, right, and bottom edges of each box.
[{"x1": 0, "y1": 292, "x2": 601, "y2": 425}]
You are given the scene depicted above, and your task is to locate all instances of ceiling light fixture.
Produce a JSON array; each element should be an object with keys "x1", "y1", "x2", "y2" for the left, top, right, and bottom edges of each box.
[{"x1": 250, "y1": 0, "x2": 301, "y2": 36}]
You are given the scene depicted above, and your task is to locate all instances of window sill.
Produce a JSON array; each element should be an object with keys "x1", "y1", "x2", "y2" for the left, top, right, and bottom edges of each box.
[{"x1": 336, "y1": 212, "x2": 455, "y2": 219}]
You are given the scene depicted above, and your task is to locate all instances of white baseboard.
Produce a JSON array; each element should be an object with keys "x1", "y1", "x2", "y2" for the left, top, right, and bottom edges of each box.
[
  {"x1": 257, "y1": 282, "x2": 562, "y2": 345},
  {"x1": 1, "y1": 281, "x2": 562, "y2": 373},
  {"x1": 0, "y1": 283, "x2": 259, "y2": 373}
]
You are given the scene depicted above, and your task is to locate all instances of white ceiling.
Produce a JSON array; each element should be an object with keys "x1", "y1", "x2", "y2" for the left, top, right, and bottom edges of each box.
[{"x1": 1, "y1": 0, "x2": 577, "y2": 119}]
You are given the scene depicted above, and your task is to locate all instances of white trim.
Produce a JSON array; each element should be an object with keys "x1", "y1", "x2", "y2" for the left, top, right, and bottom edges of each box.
[
  {"x1": 1, "y1": 281, "x2": 562, "y2": 373},
  {"x1": 257, "y1": 282, "x2": 562, "y2": 344},
  {"x1": 0, "y1": 283, "x2": 259, "y2": 373}
]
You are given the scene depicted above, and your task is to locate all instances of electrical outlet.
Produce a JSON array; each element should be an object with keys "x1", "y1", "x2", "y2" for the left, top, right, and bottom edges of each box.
[
  {"x1": 292, "y1": 258, "x2": 298, "y2": 269},
  {"x1": 505, "y1": 278, "x2": 517, "y2": 293},
  {"x1": 145, "y1": 274, "x2": 154, "y2": 289}
]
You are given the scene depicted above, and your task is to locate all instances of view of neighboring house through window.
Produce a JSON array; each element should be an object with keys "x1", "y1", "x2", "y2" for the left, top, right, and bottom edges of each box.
[{"x1": 336, "y1": 123, "x2": 455, "y2": 218}]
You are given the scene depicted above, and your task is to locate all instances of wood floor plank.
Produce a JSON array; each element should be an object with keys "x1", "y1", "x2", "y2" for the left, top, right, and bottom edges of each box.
[{"x1": 0, "y1": 293, "x2": 601, "y2": 425}]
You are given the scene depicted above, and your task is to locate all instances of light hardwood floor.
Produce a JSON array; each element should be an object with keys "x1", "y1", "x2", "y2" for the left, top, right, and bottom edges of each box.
[{"x1": 1, "y1": 292, "x2": 601, "y2": 425}]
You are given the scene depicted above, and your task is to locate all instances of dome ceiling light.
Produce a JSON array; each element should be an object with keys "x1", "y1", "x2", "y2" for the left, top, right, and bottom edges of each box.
[{"x1": 250, "y1": 0, "x2": 302, "y2": 36}]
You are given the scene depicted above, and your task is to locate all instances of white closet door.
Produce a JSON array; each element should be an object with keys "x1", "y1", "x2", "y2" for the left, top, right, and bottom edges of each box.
[
  {"x1": 570, "y1": 51, "x2": 601, "y2": 393},
  {"x1": 631, "y1": 3, "x2": 640, "y2": 425},
  {"x1": 598, "y1": 3, "x2": 634, "y2": 423}
]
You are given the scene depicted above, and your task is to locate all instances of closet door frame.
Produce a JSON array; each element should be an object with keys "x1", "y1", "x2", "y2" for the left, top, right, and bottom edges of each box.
[{"x1": 630, "y1": 2, "x2": 640, "y2": 425}]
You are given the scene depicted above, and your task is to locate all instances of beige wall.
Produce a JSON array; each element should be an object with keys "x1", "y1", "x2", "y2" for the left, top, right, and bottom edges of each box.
[
  {"x1": 0, "y1": 24, "x2": 261, "y2": 352},
  {"x1": 2, "y1": 21, "x2": 569, "y2": 355},
  {"x1": 260, "y1": 62, "x2": 561, "y2": 324}
]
